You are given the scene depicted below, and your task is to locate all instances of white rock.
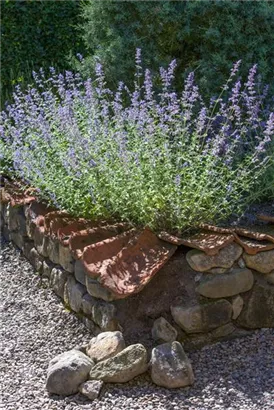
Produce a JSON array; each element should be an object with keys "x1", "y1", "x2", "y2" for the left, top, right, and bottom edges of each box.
[
  {"x1": 46, "y1": 349, "x2": 94, "y2": 395},
  {"x1": 79, "y1": 380, "x2": 103, "y2": 400}
]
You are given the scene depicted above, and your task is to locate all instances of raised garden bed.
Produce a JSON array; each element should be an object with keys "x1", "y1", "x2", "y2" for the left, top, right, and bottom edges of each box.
[{"x1": 2, "y1": 180, "x2": 274, "y2": 353}]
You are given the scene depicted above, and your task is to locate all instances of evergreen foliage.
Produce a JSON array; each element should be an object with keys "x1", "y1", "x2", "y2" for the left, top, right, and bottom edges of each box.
[
  {"x1": 79, "y1": 0, "x2": 274, "y2": 96},
  {"x1": 1, "y1": 0, "x2": 84, "y2": 103}
]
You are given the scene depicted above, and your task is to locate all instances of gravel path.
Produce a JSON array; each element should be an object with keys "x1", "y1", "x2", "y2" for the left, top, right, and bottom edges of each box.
[{"x1": 1, "y1": 237, "x2": 274, "y2": 410}]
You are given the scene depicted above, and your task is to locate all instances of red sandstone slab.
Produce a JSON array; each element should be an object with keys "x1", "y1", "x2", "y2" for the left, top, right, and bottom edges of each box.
[
  {"x1": 98, "y1": 228, "x2": 177, "y2": 298},
  {"x1": 233, "y1": 233, "x2": 274, "y2": 255},
  {"x1": 158, "y1": 230, "x2": 234, "y2": 256},
  {"x1": 257, "y1": 214, "x2": 274, "y2": 223},
  {"x1": 0, "y1": 185, "x2": 36, "y2": 207},
  {"x1": 57, "y1": 219, "x2": 97, "y2": 246},
  {"x1": 43, "y1": 211, "x2": 75, "y2": 236},
  {"x1": 70, "y1": 224, "x2": 132, "y2": 259},
  {"x1": 82, "y1": 229, "x2": 137, "y2": 279},
  {"x1": 234, "y1": 226, "x2": 274, "y2": 244}
]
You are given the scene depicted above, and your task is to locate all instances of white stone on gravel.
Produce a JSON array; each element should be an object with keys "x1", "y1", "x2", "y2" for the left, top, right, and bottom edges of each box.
[
  {"x1": 78, "y1": 380, "x2": 104, "y2": 400},
  {"x1": 1, "y1": 237, "x2": 274, "y2": 409},
  {"x1": 46, "y1": 349, "x2": 94, "y2": 395}
]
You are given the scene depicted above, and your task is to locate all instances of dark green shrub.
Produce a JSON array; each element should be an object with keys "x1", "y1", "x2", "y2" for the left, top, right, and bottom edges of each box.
[
  {"x1": 78, "y1": 0, "x2": 274, "y2": 96},
  {"x1": 1, "y1": 0, "x2": 84, "y2": 104}
]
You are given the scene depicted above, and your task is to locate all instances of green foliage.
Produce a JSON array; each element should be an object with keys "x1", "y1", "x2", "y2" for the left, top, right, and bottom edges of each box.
[
  {"x1": 1, "y1": 0, "x2": 84, "y2": 104},
  {"x1": 1, "y1": 60, "x2": 273, "y2": 232},
  {"x1": 78, "y1": 0, "x2": 274, "y2": 96}
]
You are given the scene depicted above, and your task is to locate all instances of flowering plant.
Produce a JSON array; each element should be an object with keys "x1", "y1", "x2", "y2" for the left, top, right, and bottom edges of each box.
[{"x1": 1, "y1": 51, "x2": 273, "y2": 232}]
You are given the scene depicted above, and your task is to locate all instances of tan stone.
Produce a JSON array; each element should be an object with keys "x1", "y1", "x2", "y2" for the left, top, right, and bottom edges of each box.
[
  {"x1": 232, "y1": 295, "x2": 244, "y2": 319},
  {"x1": 59, "y1": 244, "x2": 75, "y2": 273},
  {"x1": 151, "y1": 317, "x2": 178, "y2": 343},
  {"x1": 86, "y1": 331, "x2": 126, "y2": 362},
  {"x1": 210, "y1": 323, "x2": 235, "y2": 339},
  {"x1": 89, "y1": 344, "x2": 147, "y2": 383},
  {"x1": 171, "y1": 299, "x2": 232, "y2": 334},
  {"x1": 237, "y1": 281, "x2": 274, "y2": 328},
  {"x1": 243, "y1": 250, "x2": 274, "y2": 274},
  {"x1": 186, "y1": 243, "x2": 242, "y2": 272},
  {"x1": 196, "y1": 269, "x2": 254, "y2": 298}
]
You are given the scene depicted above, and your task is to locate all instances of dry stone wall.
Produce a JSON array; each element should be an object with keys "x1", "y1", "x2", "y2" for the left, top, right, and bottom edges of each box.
[{"x1": 1, "y1": 193, "x2": 274, "y2": 352}]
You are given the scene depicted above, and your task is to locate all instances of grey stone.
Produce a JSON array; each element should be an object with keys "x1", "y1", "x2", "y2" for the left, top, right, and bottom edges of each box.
[
  {"x1": 183, "y1": 333, "x2": 213, "y2": 351},
  {"x1": 82, "y1": 316, "x2": 97, "y2": 333},
  {"x1": 232, "y1": 295, "x2": 244, "y2": 319},
  {"x1": 42, "y1": 259, "x2": 55, "y2": 279},
  {"x1": 64, "y1": 276, "x2": 86, "y2": 313},
  {"x1": 82, "y1": 293, "x2": 97, "y2": 316},
  {"x1": 78, "y1": 380, "x2": 103, "y2": 401},
  {"x1": 50, "y1": 267, "x2": 70, "y2": 299},
  {"x1": 186, "y1": 243, "x2": 242, "y2": 272},
  {"x1": 210, "y1": 323, "x2": 235, "y2": 339},
  {"x1": 196, "y1": 268, "x2": 254, "y2": 298},
  {"x1": 10, "y1": 231, "x2": 24, "y2": 250},
  {"x1": 86, "y1": 331, "x2": 126, "y2": 363},
  {"x1": 75, "y1": 259, "x2": 87, "y2": 286},
  {"x1": 207, "y1": 267, "x2": 229, "y2": 274},
  {"x1": 171, "y1": 299, "x2": 232, "y2": 334},
  {"x1": 28, "y1": 247, "x2": 44, "y2": 272},
  {"x1": 89, "y1": 344, "x2": 147, "y2": 383},
  {"x1": 150, "y1": 341, "x2": 194, "y2": 388},
  {"x1": 59, "y1": 244, "x2": 74, "y2": 273},
  {"x1": 6, "y1": 204, "x2": 19, "y2": 231},
  {"x1": 237, "y1": 281, "x2": 274, "y2": 328},
  {"x1": 238, "y1": 257, "x2": 246, "y2": 268},
  {"x1": 33, "y1": 227, "x2": 49, "y2": 257},
  {"x1": 152, "y1": 317, "x2": 178, "y2": 343},
  {"x1": 266, "y1": 271, "x2": 274, "y2": 285},
  {"x1": 47, "y1": 237, "x2": 60, "y2": 264},
  {"x1": 243, "y1": 250, "x2": 274, "y2": 274},
  {"x1": 22, "y1": 239, "x2": 33, "y2": 257},
  {"x1": 86, "y1": 276, "x2": 114, "y2": 302},
  {"x1": 92, "y1": 301, "x2": 118, "y2": 331},
  {"x1": 2, "y1": 224, "x2": 10, "y2": 241},
  {"x1": 46, "y1": 349, "x2": 94, "y2": 396}
]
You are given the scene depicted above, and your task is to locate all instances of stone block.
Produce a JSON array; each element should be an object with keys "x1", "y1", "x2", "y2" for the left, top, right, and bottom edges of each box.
[
  {"x1": 236, "y1": 281, "x2": 274, "y2": 328},
  {"x1": 86, "y1": 276, "x2": 115, "y2": 302},
  {"x1": 64, "y1": 276, "x2": 86, "y2": 313},
  {"x1": 75, "y1": 259, "x2": 87, "y2": 286},
  {"x1": 47, "y1": 237, "x2": 60, "y2": 264},
  {"x1": 42, "y1": 259, "x2": 55, "y2": 279},
  {"x1": 243, "y1": 250, "x2": 274, "y2": 274},
  {"x1": 186, "y1": 243, "x2": 242, "y2": 272},
  {"x1": 59, "y1": 244, "x2": 75, "y2": 273},
  {"x1": 196, "y1": 268, "x2": 254, "y2": 298},
  {"x1": 152, "y1": 317, "x2": 178, "y2": 343},
  {"x1": 34, "y1": 227, "x2": 49, "y2": 257},
  {"x1": 89, "y1": 344, "x2": 147, "y2": 383},
  {"x1": 150, "y1": 342, "x2": 194, "y2": 388},
  {"x1": 171, "y1": 299, "x2": 232, "y2": 334},
  {"x1": 92, "y1": 301, "x2": 118, "y2": 331},
  {"x1": 28, "y1": 247, "x2": 44, "y2": 272},
  {"x1": 50, "y1": 267, "x2": 70, "y2": 299},
  {"x1": 82, "y1": 293, "x2": 97, "y2": 316},
  {"x1": 10, "y1": 231, "x2": 24, "y2": 250}
]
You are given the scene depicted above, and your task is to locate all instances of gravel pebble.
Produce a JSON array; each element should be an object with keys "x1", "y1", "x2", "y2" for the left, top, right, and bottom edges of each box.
[{"x1": 1, "y1": 237, "x2": 274, "y2": 409}]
